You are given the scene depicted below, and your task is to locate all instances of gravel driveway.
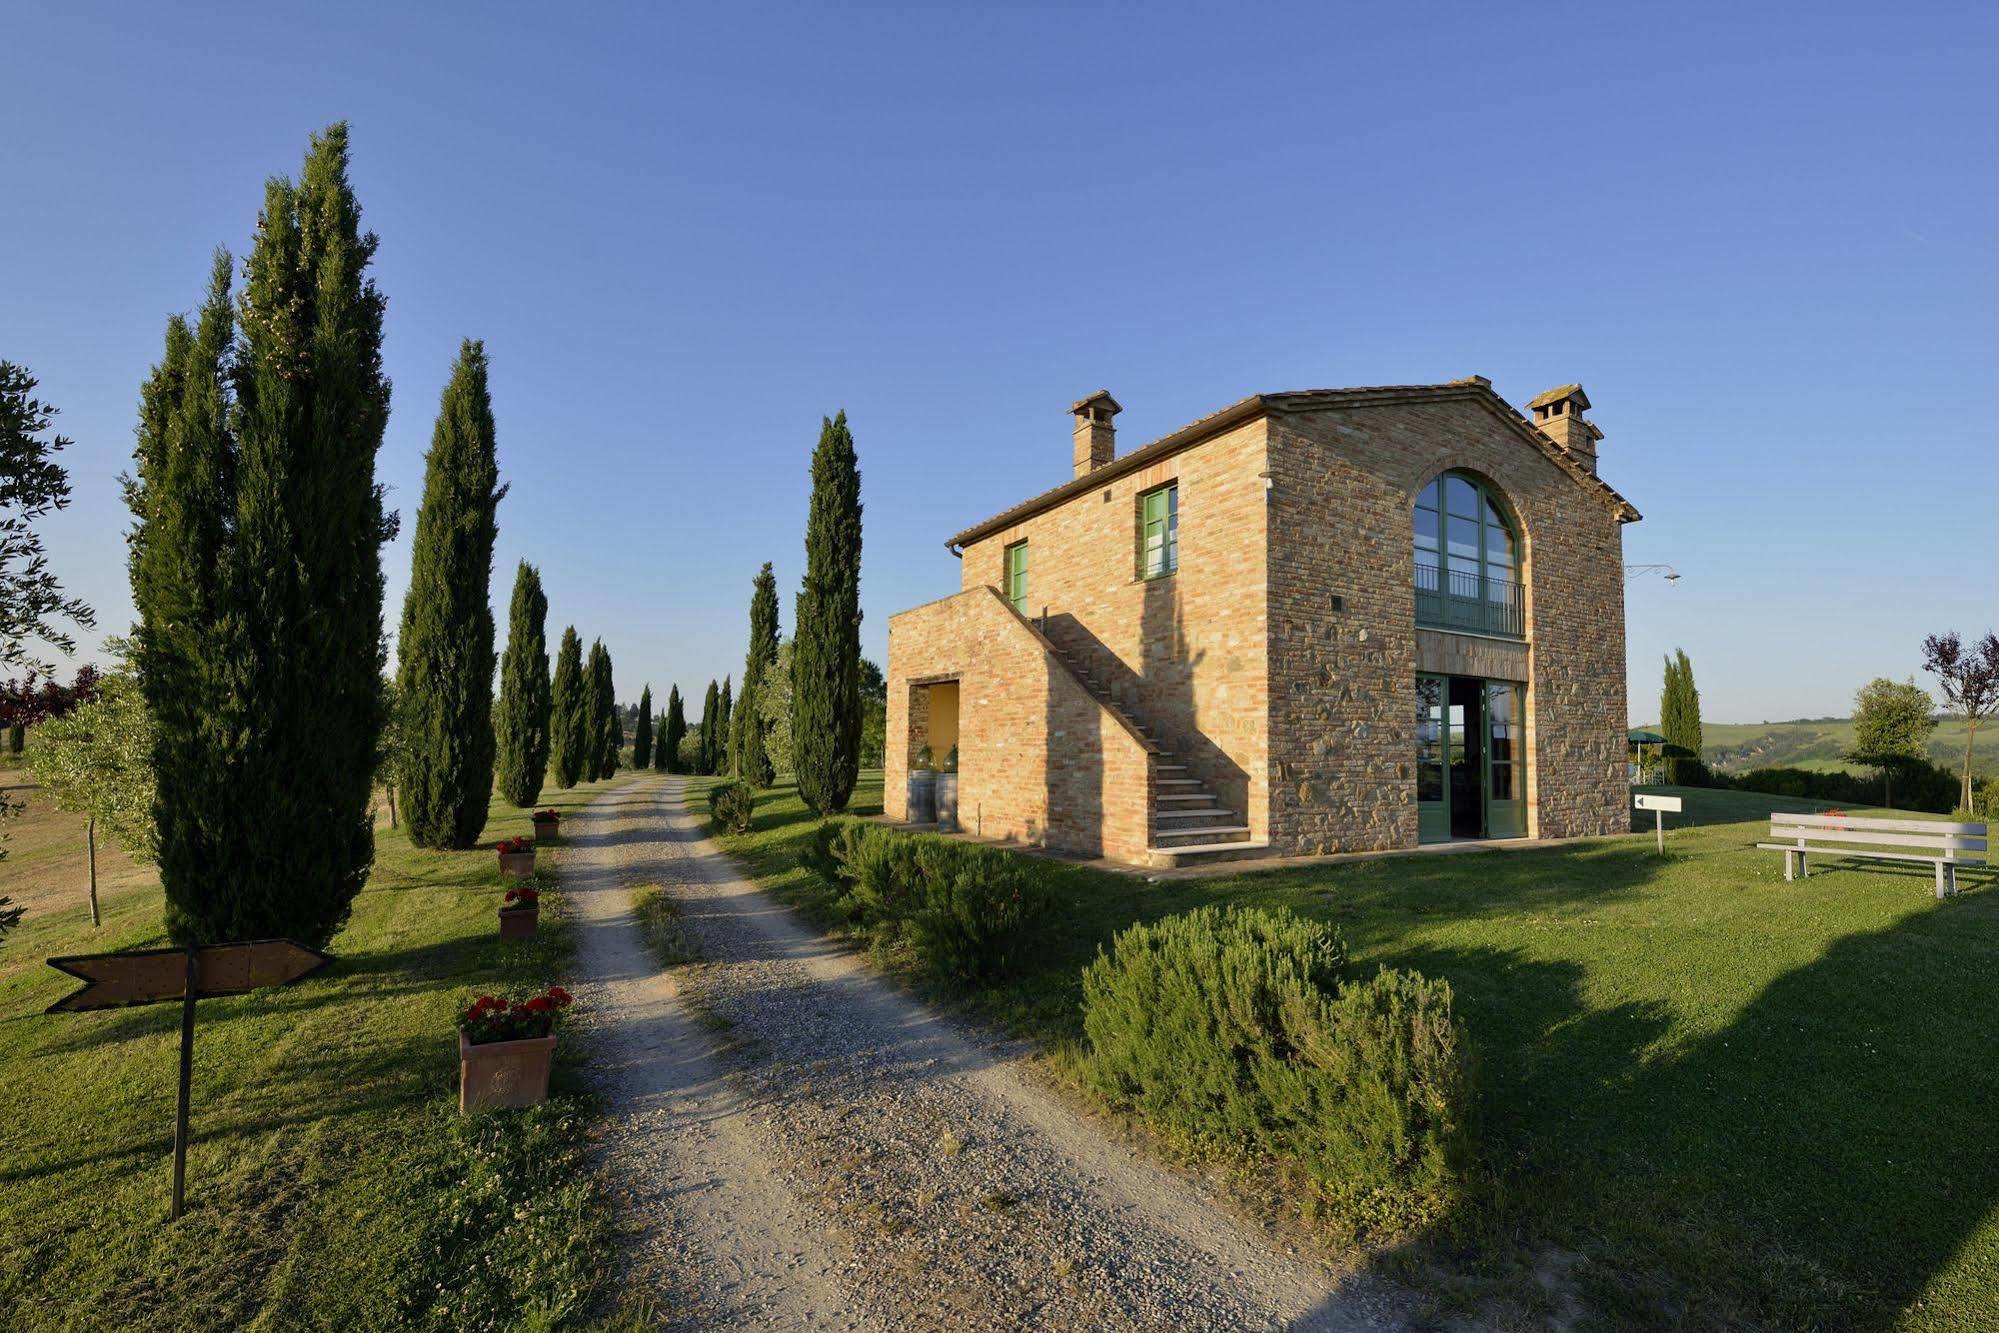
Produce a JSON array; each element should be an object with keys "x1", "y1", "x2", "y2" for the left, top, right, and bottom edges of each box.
[{"x1": 565, "y1": 774, "x2": 1422, "y2": 1330}]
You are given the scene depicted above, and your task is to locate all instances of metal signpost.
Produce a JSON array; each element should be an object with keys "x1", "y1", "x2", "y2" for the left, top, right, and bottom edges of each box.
[
  {"x1": 45, "y1": 939, "x2": 331, "y2": 1219},
  {"x1": 1635, "y1": 792, "x2": 1683, "y2": 853}
]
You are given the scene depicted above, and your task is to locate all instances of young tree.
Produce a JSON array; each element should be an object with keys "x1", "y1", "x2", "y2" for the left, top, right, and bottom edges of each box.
[
  {"x1": 129, "y1": 125, "x2": 394, "y2": 948},
  {"x1": 633, "y1": 685, "x2": 654, "y2": 771},
  {"x1": 1658, "y1": 648, "x2": 1704, "y2": 784},
  {"x1": 582, "y1": 639, "x2": 611, "y2": 781},
  {"x1": 1850, "y1": 677, "x2": 1936, "y2": 763},
  {"x1": 2, "y1": 360, "x2": 95, "y2": 679},
  {"x1": 791, "y1": 411, "x2": 864, "y2": 813},
  {"x1": 598, "y1": 644, "x2": 621, "y2": 777},
  {"x1": 759, "y1": 641, "x2": 795, "y2": 779},
  {"x1": 27, "y1": 670, "x2": 157, "y2": 927},
  {"x1": 859, "y1": 656, "x2": 887, "y2": 770},
  {"x1": 394, "y1": 341, "x2": 505, "y2": 849},
  {"x1": 550, "y1": 627, "x2": 586, "y2": 788},
  {"x1": 495, "y1": 561, "x2": 551, "y2": 807},
  {"x1": 733, "y1": 563, "x2": 780, "y2": 787},
  {"x1": 1922, "y1": 631, "x2": 1999, "y2": 811},
  {"x1": 699, "y1": 678, "x2": 721, "y2": 775},
  {"x1": 662, "y1": 685, "x2": 686, "y2": 773}
]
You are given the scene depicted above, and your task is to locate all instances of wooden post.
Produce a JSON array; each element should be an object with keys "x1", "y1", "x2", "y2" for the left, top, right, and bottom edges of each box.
[
  {"x1": 171, "y1": 947, "x2": 196, "y2": 1221},
  {"x1": 87, "y1": 815, "x2": 100, "y2": 928},
  {"x1": 1655, "y1": 808, "x2": 1665, "y2": 855}
]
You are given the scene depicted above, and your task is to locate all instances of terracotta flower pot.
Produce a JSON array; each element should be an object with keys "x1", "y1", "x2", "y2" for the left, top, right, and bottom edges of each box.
[
  {"x1": 531, "y1": 813, "x2": 559, "y2": 841},
  {"x1": 498, "y1": 905, "x2": 540, "y2": 940},
  {"x1": 498, "y1": 849, "x2": 536, "y2": 881},
  {"x1": 458, "y1": 1030, "x2": 556, "y2": 1113}
]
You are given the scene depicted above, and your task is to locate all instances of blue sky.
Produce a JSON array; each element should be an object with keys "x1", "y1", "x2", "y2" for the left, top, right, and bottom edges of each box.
[{"x1": 5, "y1": 2, "x2": 1993, "y2": 723}]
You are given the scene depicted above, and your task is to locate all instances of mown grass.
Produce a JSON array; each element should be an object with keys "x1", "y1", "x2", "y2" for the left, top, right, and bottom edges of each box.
[
  {"x1": 692, "y1": 776, "x2": 1999, "y2": 1331},
  {"x1": 0, "y1": 779, "x2": 630, "y2": 1330}
]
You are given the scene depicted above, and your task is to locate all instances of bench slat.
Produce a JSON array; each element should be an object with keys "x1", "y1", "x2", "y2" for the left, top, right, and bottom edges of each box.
[
  {"x1": 1764, "y1": 826, "x2": 1985, "y2": 853},
  {"x1": 1772, "y1": 813, "x2": 1988, "y2": 837},
  {"x1": 1756, "y1": 844, "x2": 1987, "y2": 867}
]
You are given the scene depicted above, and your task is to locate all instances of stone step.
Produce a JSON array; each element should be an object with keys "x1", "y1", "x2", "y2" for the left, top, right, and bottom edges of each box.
[
  {"x1": 1151, "y1": 824, "x2": 1252, "y2": 843},
  {"x1": 1143, "y1": 838, "x2": 1272, "y2": 869},
  {"x1": 1156, "y1": 793, "x2": 1220, "y2": 803},
  {"x1": 1154, "y1": 807, "x2": 1235, "y2": 821}
]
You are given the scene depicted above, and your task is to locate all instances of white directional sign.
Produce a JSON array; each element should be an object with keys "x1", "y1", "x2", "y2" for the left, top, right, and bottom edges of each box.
[{"x1": 1634, "y1": 794, "x2": 1684, "y2": 813}]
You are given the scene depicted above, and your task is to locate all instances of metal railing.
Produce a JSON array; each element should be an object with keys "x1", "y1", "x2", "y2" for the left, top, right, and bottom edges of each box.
[{"x1": 1415, "y1": 564, "x2": 1524, "y2": 639}]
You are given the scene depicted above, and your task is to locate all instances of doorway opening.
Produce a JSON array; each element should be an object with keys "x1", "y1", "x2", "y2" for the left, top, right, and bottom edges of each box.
[{"x1": 1417, "y1": 673, "x2": 1524, "y2": 843}]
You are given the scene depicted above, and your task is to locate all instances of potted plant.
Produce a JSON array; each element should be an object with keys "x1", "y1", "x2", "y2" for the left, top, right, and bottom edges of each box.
[
  {"x1": 531, "y1": 808, "x2": 559, "y2": 841},
  {"x1": 457, "y1": 986, "x2": 573, "y2": 1114},
  {"x1": 907, "y1": 745, "x2": 938, "y2": 824},
  {"x1": 936, "y1": 744, "x2": 960, "y2": 832},
  {"x1": 496, "y1": 835, "x2": 536, "y2": 880},
  {"x1": 499, "y1": 884, "x2": 540, "y2": 939}
]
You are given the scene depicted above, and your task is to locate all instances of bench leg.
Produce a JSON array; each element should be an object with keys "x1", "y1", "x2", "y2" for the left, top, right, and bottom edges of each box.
[{"x1": 1783, "y1": 849, "x2": 1795, "y2": 881}]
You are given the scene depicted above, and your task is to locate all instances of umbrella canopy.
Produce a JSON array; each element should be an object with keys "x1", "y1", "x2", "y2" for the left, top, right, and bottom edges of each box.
[{"x1": 1628, "y1": 729, "x2": 1668, "y2": 745}]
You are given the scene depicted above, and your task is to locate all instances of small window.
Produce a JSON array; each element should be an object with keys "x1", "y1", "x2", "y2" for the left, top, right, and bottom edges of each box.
[
  {"x1": 1005, "y1": 540, "x2": 1029, "y2": 613},
  {"x1": 1139, "y1": 483, "x2": 1178, "y2": 579}
]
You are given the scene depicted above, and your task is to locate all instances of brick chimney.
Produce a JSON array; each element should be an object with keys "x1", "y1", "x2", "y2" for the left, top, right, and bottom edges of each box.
[
  {"x1": 1070, "y1": 390, "x2": 1120, "y2": 477},
  {"x1": 1528, "y1": 383, "x2": 1603, "y2": 474}
]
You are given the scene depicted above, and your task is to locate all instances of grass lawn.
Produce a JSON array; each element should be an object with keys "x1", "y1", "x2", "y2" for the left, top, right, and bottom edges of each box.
[
  {"x1": 0, "y1": 778, "x2": 631, "y2": 1330},
  {"x1": 696, "y1": 775, "x2": 1999, "y2": 1331}
]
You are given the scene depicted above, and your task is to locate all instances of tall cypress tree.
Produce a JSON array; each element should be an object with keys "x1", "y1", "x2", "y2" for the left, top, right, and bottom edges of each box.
[
  {"x1": 598, "y1": 644, "x2": 620, "y2": 777},
  {"x1": 394, "y1": 341, "x2": 505, "y2": 849},
  {"x1": 129, "y1": 124, "x2": 393, "y2": 947},
  {"x1": 792, "y1": 411, "x2": 864, "y2": 813},
  {"x1": 662, "y1": 684, "x2": 686, "y2": 773},
  {"x1": 582, "y1": 639, "x2": 610, "y2": 781},
  {"x1": 733, "y1": 563, "x2": 780, "y2": 787},
  {"x1": 551, "y1": 626, "x2": 586, "y2": 788},
  {"x1": 633, "y1": 685, "x2": 653, "y2": 771},
  {"x1": 495, "y1": 561, "x2": 551, "y2": 807},
  {"x1": 699, "y1": 679, "x2": 721, "y2": 775}
]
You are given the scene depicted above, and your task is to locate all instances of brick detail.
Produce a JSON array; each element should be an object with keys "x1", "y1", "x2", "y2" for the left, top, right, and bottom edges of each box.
[{"x1": 886, "y1": 586, "x2": 1153, "y2": 861}]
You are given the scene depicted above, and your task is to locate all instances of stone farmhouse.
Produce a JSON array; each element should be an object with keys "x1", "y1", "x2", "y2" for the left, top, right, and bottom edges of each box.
[{"x1": 884, "y1": 378, "x2": 1640, "y2": 868}]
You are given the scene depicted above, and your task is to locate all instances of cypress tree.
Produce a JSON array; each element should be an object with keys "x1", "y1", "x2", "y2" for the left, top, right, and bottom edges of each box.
[
  {"x1": 662, "y1": 685, "x2": 686, "y2": 773},
  {"x1": 495, "y1": 561, "x2": 551, "y2": 807},
  {"x1": 633, "y1": 685, "x2": 654, "y2": 771},
  {"x1": 733, "y1": 562, "x2": 780, "y2": 788},
  {"x1": 394, "y1": 341, "x2": 505, "y2": 849},
  {"x1": 719, "y1": 675, "x2": 733, "y2": 772},
  {"x1": 129, "y1": 124, "x2": 392, "y2": 947},
  {"x1": 598, "y1": 644, "x2": 620, "y2": 777},
  {"x1": 792, "y1": 411, "x2": 864, "y2": 814},
  {"x1": 582, "y1": 639, "x2": 610, "y2": 781},
  {"x1": 700, "y1": 679, "x2": 721, "y2": 774},
  {"x1": 551, "y1": 627, "x2": 586, "y2": 788},
  {"x1": 1659, "y1": 648, "x2": 1705, "y2": 784}
]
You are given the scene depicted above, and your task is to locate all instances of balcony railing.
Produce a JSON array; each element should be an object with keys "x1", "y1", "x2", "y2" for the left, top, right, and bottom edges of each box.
[{"x1": 1415, "y1": 564, "x2": 1524, "y2": 639}]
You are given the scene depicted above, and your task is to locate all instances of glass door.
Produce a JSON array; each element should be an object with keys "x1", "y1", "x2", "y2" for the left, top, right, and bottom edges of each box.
[
  {"x1": 1417, "y1": 675, "x2": 1449, "y2": 842},
  {"x1": 1484, "y1": 680, "x2": 1525, "y2": 838}
]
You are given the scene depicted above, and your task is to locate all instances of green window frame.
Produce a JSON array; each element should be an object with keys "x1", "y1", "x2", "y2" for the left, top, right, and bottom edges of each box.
[
  {"x1": 1138, "y1": 482, "x2": 1178, "y2": 579},
  {"x1": 1414, "y1": 472, "x2": 1522, "y2": 638},
  {"x1": 1004, "y1": 540, "x2": 1029, "y2": 613}
]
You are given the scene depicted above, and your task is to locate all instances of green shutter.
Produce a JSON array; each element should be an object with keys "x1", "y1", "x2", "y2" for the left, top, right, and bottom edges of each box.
[
  {"x1": 1139, "y1": 484, "x2": 1177, "y2": 578},
  {"x1": 1005, "y1": 541, "x2": 1028, "y2": 613}
]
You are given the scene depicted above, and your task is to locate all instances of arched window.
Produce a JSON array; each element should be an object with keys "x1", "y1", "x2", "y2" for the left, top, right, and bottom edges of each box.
[{"x1": 1414, "y1": 472, "x2": 1522, "y2": 638}]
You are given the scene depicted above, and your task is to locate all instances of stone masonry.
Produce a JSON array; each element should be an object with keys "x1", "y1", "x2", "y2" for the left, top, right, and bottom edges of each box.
[{"x1": 886, "y1": 380, "x2": 1636, "y2": 864}]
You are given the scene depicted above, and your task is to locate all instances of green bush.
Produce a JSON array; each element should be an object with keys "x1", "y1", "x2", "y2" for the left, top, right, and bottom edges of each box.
[
  {"x1": 906, "y1": 841, "x2": 1051, "y2": 981},
  {"x1": 1728, "y1": 760, "x2": 1960, "y2": 814},
  {"x1": 707, "y1": 780, "x2": 755, "y2": 834},
  {"x1": 811, "y1": 821, "x2": 1053, "y2": 982},
  {"x1": 1080, "y1": 905, "x2": 1472, "y2": 1235}
]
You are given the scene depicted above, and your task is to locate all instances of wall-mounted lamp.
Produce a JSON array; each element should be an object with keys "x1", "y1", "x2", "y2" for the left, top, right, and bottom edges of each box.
[{"x1": 1625, "y1": 563, "x2": 1681, "y2": 586}]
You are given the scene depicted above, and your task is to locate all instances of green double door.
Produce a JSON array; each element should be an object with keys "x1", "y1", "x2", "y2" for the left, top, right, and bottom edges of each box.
[{"x1": 1417, "y1": 674, "x2": 1525, "y2": 843}]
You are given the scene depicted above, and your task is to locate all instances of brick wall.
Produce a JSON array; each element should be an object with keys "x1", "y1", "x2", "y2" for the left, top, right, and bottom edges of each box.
[
  {"x1": 955, "y1": 418, "x2": 1271, "y2": 837},
  {"x1": 885, "y1": 586, "x2": 1153, "y2": 861},
  {"x1": 1265, "y1": 393, "x2": 1629, "y2": 852}
]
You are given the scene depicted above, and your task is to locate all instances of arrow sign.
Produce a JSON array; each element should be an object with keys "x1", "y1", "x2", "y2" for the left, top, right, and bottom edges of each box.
[
  {"x1": 45, "y1": 939, "x2": 329, "y2": 1013},
  {"x1": 45, "y1": 938, "x2": 332, "y2": 1219}
]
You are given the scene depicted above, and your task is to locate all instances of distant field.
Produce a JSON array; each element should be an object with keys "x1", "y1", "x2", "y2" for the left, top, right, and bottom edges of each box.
[{"x1": 1635, "y1": 716, "x2": 1999, "y2": 780}]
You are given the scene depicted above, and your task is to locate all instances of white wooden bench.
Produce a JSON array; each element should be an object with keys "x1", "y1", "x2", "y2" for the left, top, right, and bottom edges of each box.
[{"x1": 1759, "y1": 812, "x2": 1988, "y2": 899}]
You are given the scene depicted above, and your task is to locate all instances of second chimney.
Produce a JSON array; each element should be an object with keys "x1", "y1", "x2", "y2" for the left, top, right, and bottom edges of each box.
[
  {"x1": 1528, "y1": 383, "x2": 1603, "y2": 474},
  {"x1": 1071, "y1": 390, "x2": 1121, "y2": 477}
]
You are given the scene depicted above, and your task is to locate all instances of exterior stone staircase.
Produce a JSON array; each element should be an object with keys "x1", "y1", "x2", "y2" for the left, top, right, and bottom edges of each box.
[{"x1": 1044, "y1": 641, "x2": 1265, "y2": 868}]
